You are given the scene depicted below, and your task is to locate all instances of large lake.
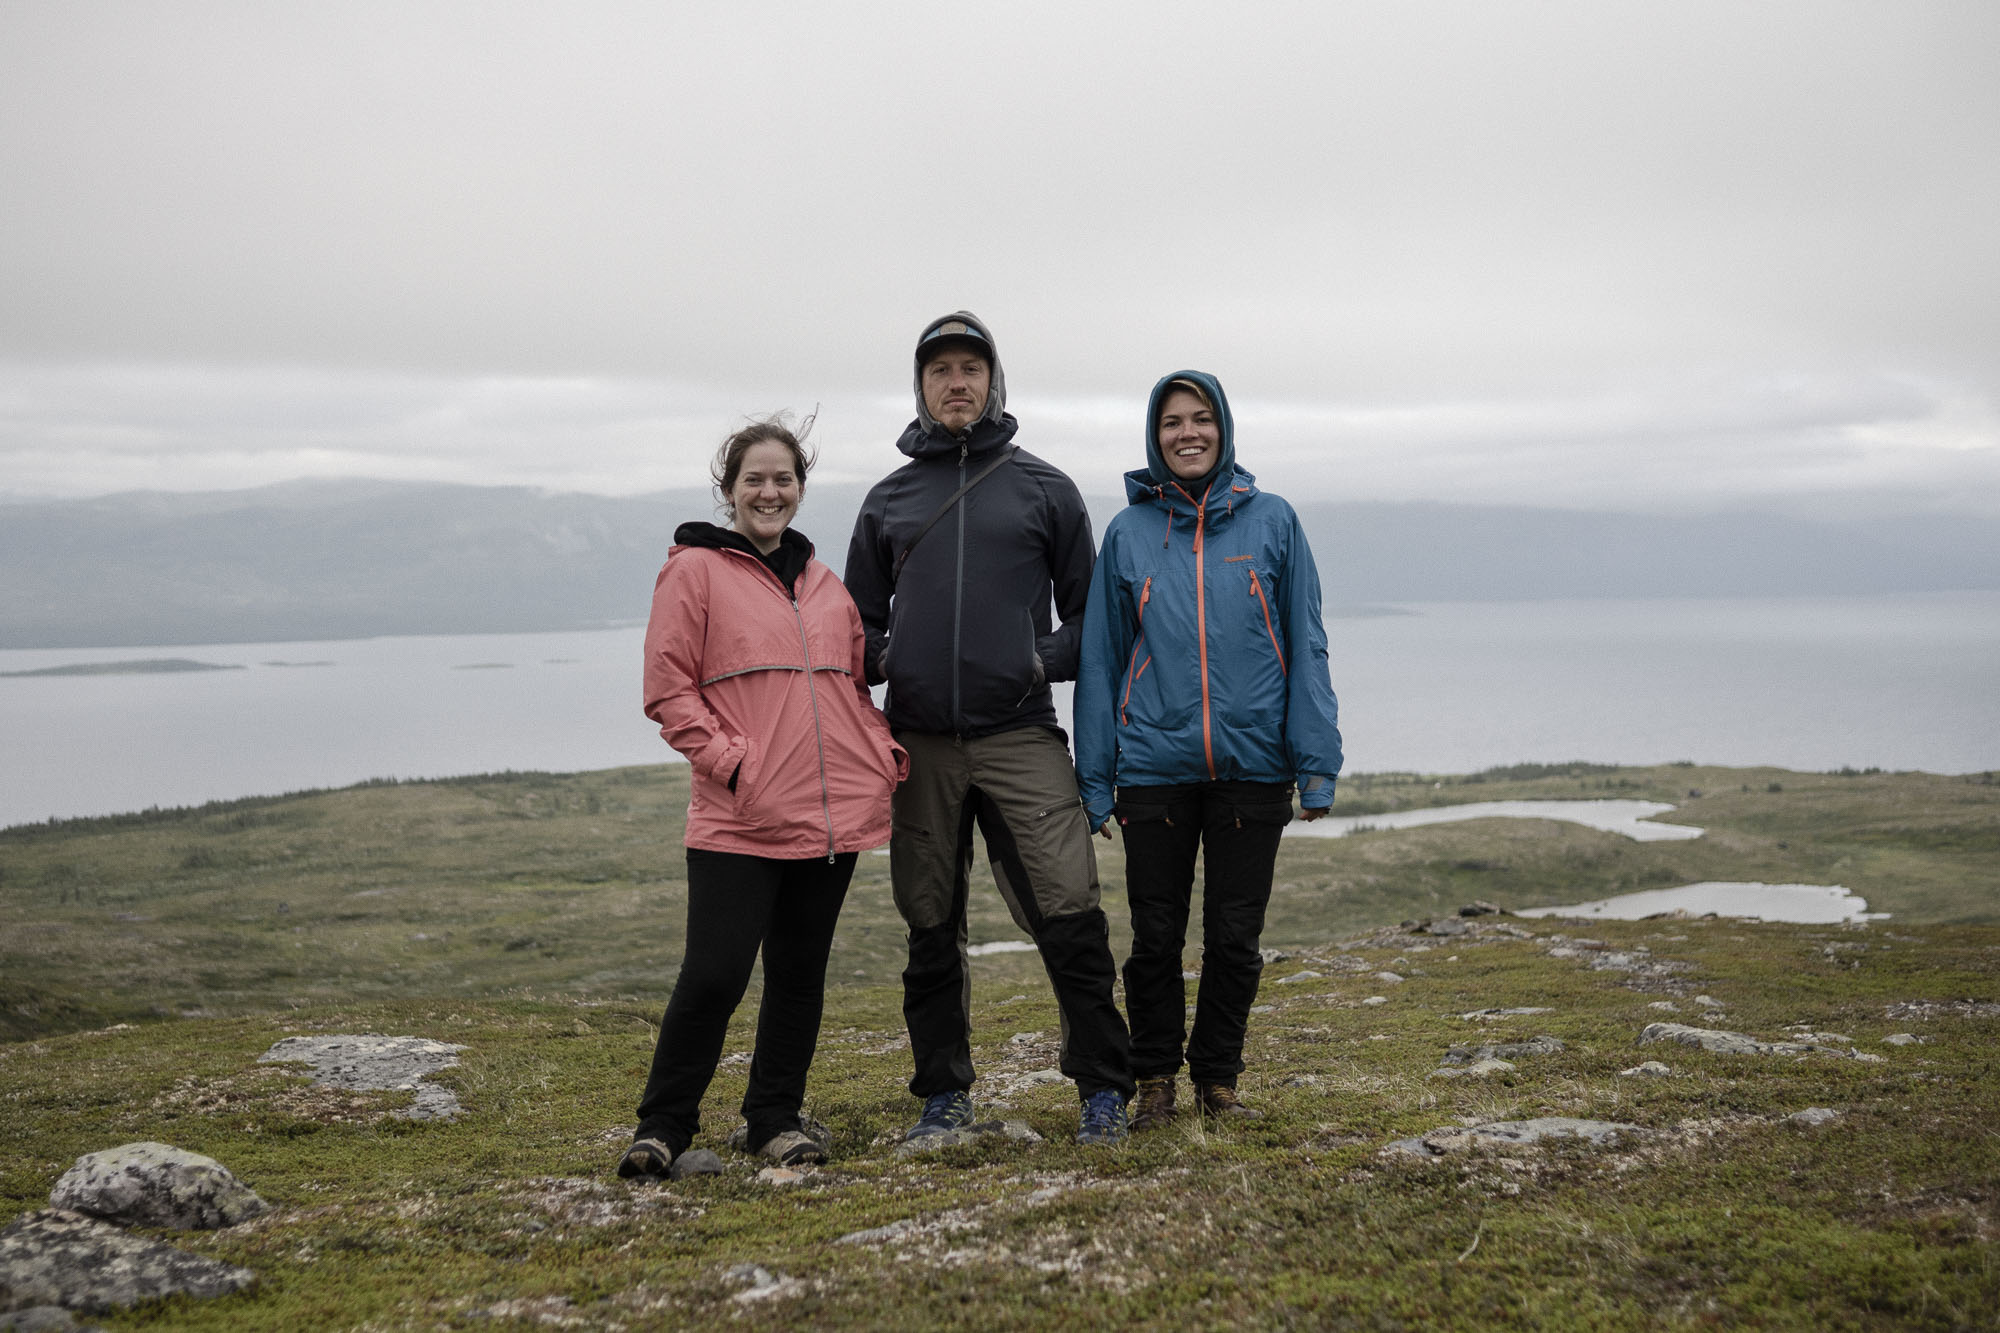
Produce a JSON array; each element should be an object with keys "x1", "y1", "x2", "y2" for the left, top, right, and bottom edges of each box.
[{"x1": 3, "y1": 591, "x2": 1996, "y2": 829}]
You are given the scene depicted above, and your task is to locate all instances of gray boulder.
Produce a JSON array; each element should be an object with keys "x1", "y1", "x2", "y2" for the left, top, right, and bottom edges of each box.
[
  {"x1": 258, "y1": 1034, "x2": 467, "y2": 1120},
  {"x1": 0, "y1": 1210, "x2": 255, "y2": 1315},
  {"x1": 48, "y1": 1144, "x2": 266, "y2": 1231}
]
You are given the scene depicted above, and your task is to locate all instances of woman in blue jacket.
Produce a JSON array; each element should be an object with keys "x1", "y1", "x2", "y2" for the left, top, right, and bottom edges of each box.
[{"x1": 1076, "y1": 370, "x2": 1342, "y2": 1130}]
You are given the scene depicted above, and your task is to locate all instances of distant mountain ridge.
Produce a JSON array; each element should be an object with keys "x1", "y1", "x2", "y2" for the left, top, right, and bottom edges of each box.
[{"x1": 2, "y1": 480, "x2": 1995, "y2": 649}]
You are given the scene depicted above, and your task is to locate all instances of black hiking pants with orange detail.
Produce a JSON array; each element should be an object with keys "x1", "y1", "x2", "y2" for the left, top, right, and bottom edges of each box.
[
  {"x1": 1116, "y1": 780, "x2": 1293, "y2": 1087},
  {"x1": 891, "y1": 727, "x2": 1134, "y2": 1102}
]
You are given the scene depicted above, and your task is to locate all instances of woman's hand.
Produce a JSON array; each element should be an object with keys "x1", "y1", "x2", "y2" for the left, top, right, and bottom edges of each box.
[{"x1": 1299, "y1": 806, "x2": 1329, "y2": 822}]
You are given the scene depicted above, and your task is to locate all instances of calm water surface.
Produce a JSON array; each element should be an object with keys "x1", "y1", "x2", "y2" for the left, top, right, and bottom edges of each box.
[{"x1": 3, "y1": 592, "x2": 1996, "y2": 828}]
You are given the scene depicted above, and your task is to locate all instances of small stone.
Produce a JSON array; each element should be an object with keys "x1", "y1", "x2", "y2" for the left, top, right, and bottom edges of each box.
[
  {"x1": 1788, "y1": 1107, "x2": 1841, "y2": 1126},
  {"x1": 1458, "y1": 1007, "x2": 1553, "y2": 1021},
  {"x1": 668, "y1": 1149, "x2": 724, "y2": 1180},
  {"x1": 0, "y1": 1309, "x2": 88, "y2": 1332},
  {"x1": 1008, "y1": 1031, "x2": 1045, "y2": 1046},
  {"x1": 1619, "y1": 1061, "x2": 1671, "y2": 1077},
  {"x1": 1362, "y1": 996, "x2": 1389, "y2": 1006},
  {"x1": 1421, "y1": 917, "x2": 1470, "y2": 937},
  {"x1": 1432, "y1": 1057, "x2": 1514, "y2": 1078},
  {"x1": 1373, "y1": 972, "x2": 1404, "y2": 984},
  {"x1": 1258, "y1": 947, "x2": 1291, "y2": 964},
  {"x1": 1440, "y1": 1036, "x2": 1563, "y2": 1066},
  {"x1": 1249, "y1": 1005, "x2": 1275, "y2": 1014},
  {"x1": 1647, "y1": 1001, "x2": 1680, "y2": 1012},
  {"x1": 0, "y1": 1209, "x2": 256, "y2": 1314},
  {"x1": 892, "y1": 1119, "x2": 1043, "y2": 1157},
  {"x1": 1181, "y1": 971, "x2": 1200, "y2": 980},
  {"x1": 1283, "y1": 1074, "x2": 1320, "y2": 1087},
  {"x1": 1882, "y1": 1033, "x2": 1922, "y2": 1046},
  {"x1": 1458, "y1": 901, "x2": 1503, "y2": 917},
  {"x1": 1693, "y1": 995, "x2": 1726, "y2": 1009},
  {"x1": 1851, "y1": 1052, "x2": 1887, "y2": 1063},
  {"x1": 49, "y1": 1143, "x2": 267, "y2": 1230},
  {"x1": 1276, "y1": 970, "x2": 1323, "y2": 984},
  {"x1": 756, "y1": 1167, "x2": 803, "y2": 1185}
]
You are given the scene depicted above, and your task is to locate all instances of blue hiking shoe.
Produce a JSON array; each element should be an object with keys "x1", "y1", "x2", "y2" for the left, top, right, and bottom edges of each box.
[
  {"x1": 1076, "y1": 1089, "x2": 1130, "y2": 1145},
  {"x1": 905, "y1": 1090, "x2": 976, "y2": 1140}
]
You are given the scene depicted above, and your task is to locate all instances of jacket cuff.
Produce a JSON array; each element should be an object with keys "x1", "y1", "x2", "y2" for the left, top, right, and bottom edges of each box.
[
  {"x1": 1299, "y1": 774, "x2": 1336, "y2": 809},
  {"x1": 696, "y1": 732, "x2": 747, "y2": 784}
]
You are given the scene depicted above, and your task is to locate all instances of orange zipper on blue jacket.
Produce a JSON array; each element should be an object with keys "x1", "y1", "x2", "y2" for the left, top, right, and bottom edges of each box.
[{"x1": 1248, "y1": 569, "x2": 1285, "y2": 675}]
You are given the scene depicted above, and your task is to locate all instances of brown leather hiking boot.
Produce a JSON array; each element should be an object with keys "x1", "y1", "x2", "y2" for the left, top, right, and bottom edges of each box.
[
  {"x1": 1194, "y1": 1082, "x2": 1263, "y2": 1120},
  {"x1": 1129, "y1": 1076, "x2": 1178, "y2": 1132}
]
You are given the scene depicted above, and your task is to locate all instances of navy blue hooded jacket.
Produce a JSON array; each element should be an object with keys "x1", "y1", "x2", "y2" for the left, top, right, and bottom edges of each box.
[
  {"x1": 843, "y1": 311, "x2": 1096, "y2": 737},
  {"x1": 1075, "y1": 370, "x2": 1342, "y2": 826}
]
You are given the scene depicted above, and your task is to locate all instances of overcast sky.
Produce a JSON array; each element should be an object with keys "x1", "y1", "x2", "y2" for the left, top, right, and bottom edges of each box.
[{"x1": 3, "y1": 1, "x2": 1996, "y2": 515}]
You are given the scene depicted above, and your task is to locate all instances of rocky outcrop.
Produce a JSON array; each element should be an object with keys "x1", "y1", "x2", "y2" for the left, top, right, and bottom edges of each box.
[
  {"x1": 47, "y1": 1144, "x2": 266, "y2": 1231},
  {"x1": 1636, "y1": 1022, "x2": 1880, "y2": 1059},
  {"x1": 1385, "y1": 1117, "x2": 1641, "y2": 1158},
  {"x1": 0, "y1": 1210, "x2": 255, "y2": 1315},
  {"x1": 258, "y1": 1034, "x2": 467, "y2": 1119}
]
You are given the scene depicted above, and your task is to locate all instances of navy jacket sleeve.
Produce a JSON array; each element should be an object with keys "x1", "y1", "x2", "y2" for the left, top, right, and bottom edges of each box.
[
  {"x1": 842, "y1": 483, "x2": 895, "y2": 686},
  {"x1": 1036, "y1": 472, "x2": 1096, "y2": 684},
  {"x1": 1279, "y1": 506, "x2": 1343, "y2": 806}
]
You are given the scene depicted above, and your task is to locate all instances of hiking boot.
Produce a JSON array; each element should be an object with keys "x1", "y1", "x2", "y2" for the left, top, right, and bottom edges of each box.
[
  {"x1": 1194, "y1": 1082, "x2": 1263, "y2": 1120},
  {"x1": 616, "y1": 1137, "x2": 675, "y2": 1180},
  {"x1": 905, "y1": 1090, "x2": 976, "y2": 1140},
  {"x1": 1076, "y1": 1089, "x2": 1130, "y2": 1145},
  {"x1": 755, "y1": 1129, "x2": 828, "y2": 1166},
  {"x1": 1129, "y1": 1076, "x2": 1179, "y2": 1132}
]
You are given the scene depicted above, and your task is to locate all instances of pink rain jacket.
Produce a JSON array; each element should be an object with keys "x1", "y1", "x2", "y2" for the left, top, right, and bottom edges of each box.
[{"x1": 644, "y1": 543, "x2": 907, "y2": 859}]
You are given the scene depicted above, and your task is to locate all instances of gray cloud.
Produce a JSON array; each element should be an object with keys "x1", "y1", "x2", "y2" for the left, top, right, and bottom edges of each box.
[{"x1": 1, "y1": 1, "x2": 1994, "y2": 512}]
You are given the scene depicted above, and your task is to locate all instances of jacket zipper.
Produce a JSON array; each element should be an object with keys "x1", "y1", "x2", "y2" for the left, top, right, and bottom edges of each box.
[
  {"x1": 788, "y1": 590, "x2": 838, "y2": 862},
  {"x1": 1120, "y1": 575, "x2": 1151, "y2": 725},
  {"x1": 1171, "y1": 480, "x2": 1216, "y2": 779},
  {"x1": 951, "y1": 442, "x2": 966, "y2": 735},
  {"x1": 1248, "y1": 569, "x2": 1286, "y2": 675}
]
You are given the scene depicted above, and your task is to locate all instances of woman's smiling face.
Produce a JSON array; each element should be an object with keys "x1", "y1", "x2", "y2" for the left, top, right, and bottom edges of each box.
[
  {"x1": 1157, "y1": 386, "x2": 1220, "y2": 481},
  {"x1": 729, "y1": 440, "x2": 802, "y2": 553}
]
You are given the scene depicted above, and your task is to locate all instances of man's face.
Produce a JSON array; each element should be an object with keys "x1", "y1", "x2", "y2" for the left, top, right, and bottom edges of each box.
[{"x1": 921, "y1": 348, "x2": 991, "y2": 434}]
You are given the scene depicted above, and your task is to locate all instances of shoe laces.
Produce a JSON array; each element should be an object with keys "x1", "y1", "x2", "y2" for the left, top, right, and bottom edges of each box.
[
  {"x1": 1080, "y1": 1089, "x2": 1128, "y2": 1133},
  {"x1": 922, "y1": 1090, "x2": 972, "y2": 1127}
]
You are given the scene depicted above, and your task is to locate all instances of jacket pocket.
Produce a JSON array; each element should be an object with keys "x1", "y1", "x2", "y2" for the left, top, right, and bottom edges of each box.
[{"x1": 1227, "y1": 797, "x2": 1295, "y2": 829}]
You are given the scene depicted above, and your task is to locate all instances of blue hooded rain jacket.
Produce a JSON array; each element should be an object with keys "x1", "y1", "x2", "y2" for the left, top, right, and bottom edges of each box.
[{"x1": 1075, "y1": 370, "x2": 1343, "y2": 829}]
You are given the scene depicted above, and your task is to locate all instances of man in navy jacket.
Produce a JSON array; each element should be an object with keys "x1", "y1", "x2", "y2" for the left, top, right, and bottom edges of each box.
[{"x1": 845, "y1": 311, "x2": 1135, "y2": 1145}]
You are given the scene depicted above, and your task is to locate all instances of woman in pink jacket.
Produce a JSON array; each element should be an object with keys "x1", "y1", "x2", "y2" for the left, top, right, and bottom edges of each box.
[{"x1": 618, "y1": 415, "x2": 906, "y2": 1179}]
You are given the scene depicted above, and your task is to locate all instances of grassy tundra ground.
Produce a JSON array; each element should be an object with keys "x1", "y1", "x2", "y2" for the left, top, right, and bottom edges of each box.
[{"x1": 2, "y1": 763, "x2": 1997, "y2": 1328}]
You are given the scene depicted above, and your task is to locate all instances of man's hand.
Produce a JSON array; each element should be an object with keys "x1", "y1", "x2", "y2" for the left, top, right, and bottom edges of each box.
[
  {"x1": 1096, "y1": 817, "x2": 1115, "y2": 840},
  {"x1": 1299, "y1": 806, "x2": 1329, "y2": 822}
]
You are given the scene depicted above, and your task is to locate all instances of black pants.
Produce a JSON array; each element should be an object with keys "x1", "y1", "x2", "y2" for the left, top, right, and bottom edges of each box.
[
  {"x1": 1116, "y1": 781, "x2": 1292, "y2": 1086},
  {"x1": 634, "y1": 848, "x2": 855, "y2": 1155}
]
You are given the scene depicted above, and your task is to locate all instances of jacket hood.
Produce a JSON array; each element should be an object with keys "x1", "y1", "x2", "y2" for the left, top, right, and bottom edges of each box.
[
  {"x1": 907, "y1": 309, "x2": 1009, "y2": 444},
  {"x1": 1125, "y1": 369, "x2": 1250, "y2": 512}
]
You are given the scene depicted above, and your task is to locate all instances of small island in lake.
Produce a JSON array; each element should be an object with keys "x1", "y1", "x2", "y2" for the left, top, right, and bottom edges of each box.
[{"x1": 0, "y1": 657, "x2": 246, "y2": 678}]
